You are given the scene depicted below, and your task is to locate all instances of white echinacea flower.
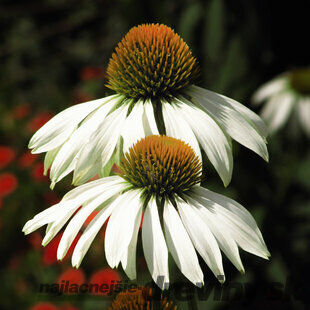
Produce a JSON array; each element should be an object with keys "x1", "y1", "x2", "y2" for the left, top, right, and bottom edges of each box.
[
  {"x1": 23, "y1": 135, "x2": 270, "y2": 289},
  {"x1": 252, "y1": 67, "x2": 310, "y2": 137},
  {"x1": 29, "y1": 23, "x2": 268, "y2": 188}
]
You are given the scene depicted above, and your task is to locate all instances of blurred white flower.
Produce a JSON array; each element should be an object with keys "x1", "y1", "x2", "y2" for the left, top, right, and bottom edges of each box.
[
  {"x1": 23, "y1": 135, "x2": 270, "y2": 289},
  {"x1": 252, "y1": 68, "x2": 310, "y2": 137},
  {"x1": 29, "y1": 24, "x2": 268, "y2": 188}
]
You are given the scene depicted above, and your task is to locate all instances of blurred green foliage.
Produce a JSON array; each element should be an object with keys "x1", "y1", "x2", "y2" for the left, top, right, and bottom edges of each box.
[{"x1": 0, "y1": 0, "x2": 309, "y2": 309}]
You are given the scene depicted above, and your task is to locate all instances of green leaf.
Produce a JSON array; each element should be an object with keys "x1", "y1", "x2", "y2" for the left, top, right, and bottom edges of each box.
[
  {"x1": 178, "y1": 2, "x2": 203, "y2": 44},
  {"x1": 205, "y1": 0, "x2": 225, "y2": 62}
]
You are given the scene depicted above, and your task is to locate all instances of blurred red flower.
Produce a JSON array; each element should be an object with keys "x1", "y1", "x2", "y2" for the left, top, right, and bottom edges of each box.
[
  {"x1": 73, "y1": 92, "x2": 94, "y2": 105},
  {"x1": 28, "y1": 112, "x2": 54, "y2": 132},
  {"x1": 43, "y1": 192, "x2": 61, "y2": 205},
  {"x1": 31, "y1": 302, "x2": 59, "y2": 310},
  {"x1": 83, "y1": 210, "x2": 99, "y2": 228},
  {"x1": 42, "y1": 232, "x2": 81, "y2": 265},
  {"x1": 11, "y1": 103, "x2": 31, "y2": 119},
  {"x1": 140, "y1": 211, "x2": 144, "y2": 230},
  {"x1": 89, "y1": 268, "x2": 122, "y2": 295},
  {"x1": 111, "y1": 163, "x2": 122, "y2": 174},
  {"x1": 57, "y1": 268, "x2": 86, "y2": 288},
  {"x1": 0, "y1": 146, "x2": 16, "y2": 169},
  {"x1": 80, "y1": 66, "x2": 106, "y2": 80},
  {"x1": 0, "y1": 172, "x2": 18, "y2": 197},
  {"x1": 28, "y1": 232, "x2": 43, "y2": 250},
  {"x1": 31, "y1": 163, "x2": 48, "y2": 182},
  {"x1": 18, "y1": 151, "x2": 39, "y2": 168}
]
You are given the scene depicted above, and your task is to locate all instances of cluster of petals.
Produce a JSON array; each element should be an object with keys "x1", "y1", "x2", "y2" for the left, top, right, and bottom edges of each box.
[
  {"x1": 23, "y1": 174, "x2": 270, "y2": 289},
  {"x1": 252, "y1": 72, "x2": 310, "y2": 136},
  {"x1": 29, "y1": 85, "x2": 268, "y2": 188}
]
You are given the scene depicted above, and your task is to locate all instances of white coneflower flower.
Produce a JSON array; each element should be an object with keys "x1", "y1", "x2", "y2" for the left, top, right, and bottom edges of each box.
[
  {"x1": 252, "y1": 67, "x2": 310, "y2": 137},
  {"x1": 23, "y1": 135, "x2": 270, "y2": 289},
  {"x1": 29, "y1": 23, "x2": 268, "y2": 188}
]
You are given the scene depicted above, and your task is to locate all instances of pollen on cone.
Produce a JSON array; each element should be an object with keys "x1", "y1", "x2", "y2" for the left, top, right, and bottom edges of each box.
[
  {"x1": 106, "y1": 23, "x2": 199, "y2": 99},
  {"x1": 120, "y1": 135, "x2": 202, "y2": 197}
]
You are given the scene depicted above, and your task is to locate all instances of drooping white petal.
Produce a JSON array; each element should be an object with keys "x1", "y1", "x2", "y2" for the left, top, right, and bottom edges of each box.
[
  {"x1": 105, "y1": 189, "x2": 143, "y2": 269},
  {"x1": 30, "y1": 95, "x2": 120, "y2": 153},
  {"x1": 42, "y1": 204, "x2": 81, "y2": 246},
  {"x1": 121, "y1": 101, "x2": 146, "y2": 154},
  {"x1": 22, "y1": 202, "x2": 69, "y2": 234},
  {"x1": 184, "y1": 90, "x2": 269, "y2": 162},
  {"x1": 162, "y1": 100, "x2": 202, "y2": 162},
  {"x1": 185, "y1": 194, "x2": 244, "y2": 273},
  {"x1": 22, "y1": 176, "x2": 122, "y2": 236},
  {"x1": 73, "y1": 103, "x2": 128, "y2": 185},
  {"x1": 49, "y1": 98, "x2": 118, "y2": 184},
  {"x1": 297, "y1": 98, "x2": 310, "y2": 136},
  {"x1": 120, "y1": 209, "x2": 141, "y2": 280},
  {"x1": 173, "y1": 98, "x2": 233, "y2": 186},
  {"x1": 196, "y1": 186, "x2": 266, "y2": 245},
  {"x1": 57, "y1": 180, "x2": 126, "y2": 260},
  {"x1": 176, "y1": 196, "x2": 224, "y2": 282},
  {"x1": 192, "y1": 187, "x2": 270, "y2": 259},
  {"x1": 44, "y1": 146, "x2": 61, "y2": 176},
  {"x1": 71, "y1": 193, "x2": 126, "y2": 268},
  {"x1": 252, "y1": 76, "x2": 288, "y2": 104},
  {"x1": 163, "y1": 199, "x2": 204, "y2": 286},
  {"x1": 189, "y1": 85, "x2": 268, "y2": 138},
  {"x1": 63, "y1": 176, "x2": 122, "y2": 202},
  {"x1": 142, "y1": 197, "x2": 169, "y2": 289},
  {"x1": 143, "y1": 100, "x2": 159, "y2": 136},
  {"x1": 261, "y1": 92, "x2": 295, "y2": 133},
  {"x1": 43, "y1": 179, "x2": 124, "y2": 246}
]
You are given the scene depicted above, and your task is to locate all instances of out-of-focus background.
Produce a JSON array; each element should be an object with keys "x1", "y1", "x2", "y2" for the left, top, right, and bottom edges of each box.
[{"x1": 0, "y1": 0, "x2": 309, "y2": 309}]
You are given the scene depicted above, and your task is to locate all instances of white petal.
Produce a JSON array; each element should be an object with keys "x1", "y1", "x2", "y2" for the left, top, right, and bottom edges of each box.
[
  {"x1": 163, "y1": 199, "x2": 204, "y2": 286},
  {"x1": 22, "y1": 176, "x2": 122, "y2": 236},
  {"x1": 71, "y1": 194, "x2": 124, "y2": 268},
  {"x1": 70, "y1": 185, "x2": 129, "y2": 268},
  {"x1": 143, "y1": 100, "x2": 159, "y2": 135},
  {"x1": 22, "y1": 202, "x2": 67, "y2": 234},
  {"x1": 192, "y1": 187, "x2": 270, "y2": 259},
  {"x1": 49, "y1": 98, "x2": 117, "y2": 184},
  {"x1": 44, "y1": 146, "x2": 61, "y2": 176},
  {"x1": 162, "y1": 100, "x2": 202, "y2": 162},
  {"x1": 57, "y1": 180, "x2": 126, "y2": 260},
  {"x1": 142, "y1": 197, "x2": 169, "y2": 289},
  {"x1": 173, "y1": 98, "x2": 233, "y2": 186},
  {"x1": 185, "y1": 90, "x2": 269, "y2": 162},
  {"x1": 120, "y1": 210, "x2": 141, "y2": 280},
  {"x1": 185, "y1": 194, "x2": 244, "y2": 273},
  {"x1": 189, "y1": 85, "x2": 268, "y2": 138},
  {"x1": 73, "y1": 104, "x2": 128, "y2": 185},
  {"x1": 196, "y1": 186, "x2": 266, "y2": 245},
  {"x1": 252, "y1": 76, "x2": 288, "y2": 104},
  {"x1": 297, "y1": 98, "x2": 310, "y2": 136},
  {"x1": 41, "y1": 204, "x2": 81, "y2": 246},
  {"x1": 176, "y1": 196, "x2": 224, "y2": 282},
  {"x1": 30, "y1": 95, "x2": 120, "y2": 153},
  {"x1": 63, "y1": 176, "x2": 122, "y2": 202},
  {"x1": 261, "y1": 92, "x2": 295, "y2": 133},
  {"x1": 121, "y1": 101, "x2": 146, "y2": 153},
  {"x1": 105, "y1": 190, "x2": 143, "y2": 269}
]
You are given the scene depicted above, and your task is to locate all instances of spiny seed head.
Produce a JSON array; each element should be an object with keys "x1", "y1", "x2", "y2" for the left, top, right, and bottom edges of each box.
[
  {"x1": 119, "y1": 135, "x2": 202, "y2": 197},
  {"x1": 289, "y1": 68, "x2": 310, "y2": 95},
  {"x1": 106, "y1": 23, "x2": 200, "y2": 100},
  {"x1": 109, "y1": 287, "x2": 176, "y2": 310}
]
